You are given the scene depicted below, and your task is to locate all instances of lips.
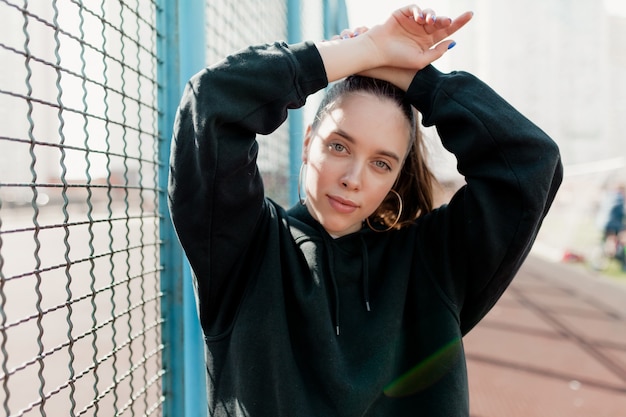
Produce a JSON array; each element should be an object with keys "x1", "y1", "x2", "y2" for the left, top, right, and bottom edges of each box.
[{"x1": 327, "y1": 195, "x2": 359, "y2": 214}]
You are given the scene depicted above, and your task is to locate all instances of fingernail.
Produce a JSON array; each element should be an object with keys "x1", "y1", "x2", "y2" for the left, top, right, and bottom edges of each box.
[
  {"x1": 342, "y1": 35, "x2": 349, "y2": 40},
  {"x1": 432, "y1": 15, "x2": 437, "y2": 22},
  {"x1": 353, "y1": 31, "x2": 359, "y2": 37},
  {"x1": 447, "y1": 41, "x2": 456, "y2": 50}
]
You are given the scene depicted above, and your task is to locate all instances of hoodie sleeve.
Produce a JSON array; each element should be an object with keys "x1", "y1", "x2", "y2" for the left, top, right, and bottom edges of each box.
[
  {"x1": 168, "y1": 41, "x2": 327, "y2": 333},
  {"x1": 406, "y1": 65, "x2": 563, "y2": 335}
]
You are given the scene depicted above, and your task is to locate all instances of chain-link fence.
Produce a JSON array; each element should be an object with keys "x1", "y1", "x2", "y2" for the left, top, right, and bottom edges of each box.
[
  {"x1": 0, "y1": 0, "x2": 344, "y2": 415},
  {"x1": 205, "y1": 0, "x2": 291, "y2": 204},
  {"x1": 0, "y1": 1, "x2": 162, "y2": 415}
]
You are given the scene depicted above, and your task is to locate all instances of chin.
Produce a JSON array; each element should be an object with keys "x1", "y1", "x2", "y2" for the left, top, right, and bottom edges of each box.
[{"x1": 324, "y1": 222, "x2": 360, "y2": 237}]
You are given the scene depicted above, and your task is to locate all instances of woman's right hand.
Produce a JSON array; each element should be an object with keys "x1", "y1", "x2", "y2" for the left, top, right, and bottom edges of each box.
[
  {"x1": 316, "y1": 5, "x2": 472, "y2": 84},
  {"x1": 366, "y1": 5, "x2": 473, "y2": 70}
]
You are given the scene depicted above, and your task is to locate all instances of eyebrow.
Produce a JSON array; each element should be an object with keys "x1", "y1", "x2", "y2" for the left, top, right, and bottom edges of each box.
[{"x1": 333, "y1": 129, "x2": 402, "y2": 163}]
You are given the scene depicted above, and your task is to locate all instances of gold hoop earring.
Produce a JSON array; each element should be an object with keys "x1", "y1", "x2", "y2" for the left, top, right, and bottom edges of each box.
[
  {"x1": 298, "y1": 163, "x2": 306, "y2": 205},
  {"x1": 366, "y1": 189, "x2": 403, "y2": 232}
]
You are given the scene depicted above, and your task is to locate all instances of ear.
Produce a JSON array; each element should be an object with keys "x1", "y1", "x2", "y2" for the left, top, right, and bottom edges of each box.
[{"x1": 302, "y1": 125, "x2": 313, "y2": 163}]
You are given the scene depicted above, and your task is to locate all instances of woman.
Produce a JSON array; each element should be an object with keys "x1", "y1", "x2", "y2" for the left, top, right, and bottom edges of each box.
[{"x1": 168, "y1": 5, "x2": 562, "y2": 416}]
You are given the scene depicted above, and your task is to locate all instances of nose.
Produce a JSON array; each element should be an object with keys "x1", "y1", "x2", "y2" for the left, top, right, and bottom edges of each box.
[{"x1": 341, "y1": 162, "x2": 363, "y2": 191}]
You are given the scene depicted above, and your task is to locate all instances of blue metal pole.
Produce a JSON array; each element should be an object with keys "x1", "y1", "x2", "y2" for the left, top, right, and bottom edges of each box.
[
  {"x1": 157, "y1": 0, "x2": 207, "y2": 416},
  {"x1": 178, "y1": 1, "x2": 208, "y2": 416},
  {"x1": 288, "y1": 0, "x2": 303, "y2": 206},
  {"x1": 156, "y1": 1, "x2": 184, "y2": 415},
  {"x1": 324, "y1": 0, "x2": 350, "y2": 39}
]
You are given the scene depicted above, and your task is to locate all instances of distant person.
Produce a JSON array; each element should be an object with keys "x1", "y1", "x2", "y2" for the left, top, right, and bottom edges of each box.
[
  {"x1": 596, "y1": 184, "x2": 626, "y2": 269},
  {"x1": 168, "y1": 4, "x2": 563, "y2": 416}
]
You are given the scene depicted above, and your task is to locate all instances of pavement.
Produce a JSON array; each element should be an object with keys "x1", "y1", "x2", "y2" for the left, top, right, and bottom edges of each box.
[{"x1": 465, "y1": 253, "x2": 626, "y2": 417}]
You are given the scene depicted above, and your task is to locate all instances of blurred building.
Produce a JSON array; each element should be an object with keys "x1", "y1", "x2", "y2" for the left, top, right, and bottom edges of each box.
[
  {"x1": 446, "y1": 0, "x2": 626, "y2": 168},
  {"x1": 438, "y1": 0, "x2": 626, "y2": 257}
]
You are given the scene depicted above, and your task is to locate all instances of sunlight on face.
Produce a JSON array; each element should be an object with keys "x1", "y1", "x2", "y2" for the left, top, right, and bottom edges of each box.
[{"x1": 303, "y1": 92, "x2": 411, "y2": 237}]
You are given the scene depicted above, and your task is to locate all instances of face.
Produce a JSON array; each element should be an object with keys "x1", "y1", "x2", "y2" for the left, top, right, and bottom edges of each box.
[{"x1": 302, "y1": 92, "x2": 411, "y2": 237}]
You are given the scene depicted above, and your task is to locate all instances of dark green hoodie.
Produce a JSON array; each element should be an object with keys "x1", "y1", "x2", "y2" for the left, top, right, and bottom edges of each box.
[{"x1": 168, "y1": 41, "x2": 562, "y2": 416}]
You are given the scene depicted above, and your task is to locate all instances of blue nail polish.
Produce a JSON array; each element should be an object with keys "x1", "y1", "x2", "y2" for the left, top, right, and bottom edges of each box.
[
  {"x1": 342, "y1": 35, "x2": 349, "y2": 40},
  {"x1": 432, "y1": 15, "x2": 437, "y2": 22},
  {"x1": 447, "y1": 41, "x2": 456, "y2": 50}
]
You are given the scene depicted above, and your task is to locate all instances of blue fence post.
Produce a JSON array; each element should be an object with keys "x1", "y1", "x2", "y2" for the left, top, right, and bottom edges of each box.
[
  {"x1": 157, "y1": 1, "x2": 207, "y2": 416},
  {"x1": 323, "y1": 0, "x2": 350, "y2": 38},
  {"x1": 288, "y1": 0, "x2": 303, "y2": 206},
  {"x1": 178, "y1": 1, "x2": 209, "y2": 415}
]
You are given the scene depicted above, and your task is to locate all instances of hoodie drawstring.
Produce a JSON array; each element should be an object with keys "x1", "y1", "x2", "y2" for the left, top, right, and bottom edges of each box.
[
  {"x1": 359, "y1": 234, "x2": 371, "y2": 312},
  {"x1": 322, "y1": 237, "x2": 341, "y2": 336},
  {"x1": 322, "y1": 232, "x2": 372, "y2": 336}
]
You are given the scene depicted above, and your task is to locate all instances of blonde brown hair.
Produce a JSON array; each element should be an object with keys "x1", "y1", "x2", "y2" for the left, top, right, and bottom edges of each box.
[{"x1": 312, "y1": 76, "x2": 437, "y2": 229}]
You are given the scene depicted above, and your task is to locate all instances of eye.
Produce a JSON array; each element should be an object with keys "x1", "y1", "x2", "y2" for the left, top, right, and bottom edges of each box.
[
  {"x1": 373, "y1": 160, "x2": 392, "y2": 171},
  {"x1": 329, "y1": 142, "x2": 347, "y2": 153}
]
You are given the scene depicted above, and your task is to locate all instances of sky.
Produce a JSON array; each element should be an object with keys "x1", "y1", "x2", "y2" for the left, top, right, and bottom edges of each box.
[
  {"x1": 345, "y1": 0, "x2": 626, "y2": 27},
  {"x1": 605, "y1": 0, "x2": 626, "y2": 16}
]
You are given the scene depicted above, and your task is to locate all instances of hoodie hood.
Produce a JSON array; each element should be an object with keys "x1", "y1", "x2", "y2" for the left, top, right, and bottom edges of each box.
[{"x1": 286, "y1": 203, "x2": 372, "y2": 336}]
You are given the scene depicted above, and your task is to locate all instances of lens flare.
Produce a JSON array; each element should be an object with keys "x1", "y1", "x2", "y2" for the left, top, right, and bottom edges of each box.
[{"x1": 384, "y1": 338, "x2": 462, "y2": 398}]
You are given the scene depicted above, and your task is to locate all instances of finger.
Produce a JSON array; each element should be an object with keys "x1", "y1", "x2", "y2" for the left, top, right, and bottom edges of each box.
[
  {"x1": 447, "y1": 11, "x2": 474, "y2": 35},
  {"x1": 421, "y1": 8, "x2": 436, "y2": 24},
  {"x1": 429, "y1": 11, "x2": 473, "y2": 44},
  {"x1": 433, "y1": 15, "x2": 453, "y2": 29},
  {"x1": 424, "y1": 15, "x2": 452, "y2": 36},
  {"x1": 422, "y1": 39, "x2": 456, "y2": 63},
  {"x1": 399, "y1": 5, "x2": 423, "y2": 22},
  {"x1": 353, "y1": 26, "x2": 369, "y2": 36},
  {"x1": 340, "y1": 28, "x2": 352, "y2": 39},
  {"x1": 336, "y1": 26, "x2": 369, "y2": 39}
]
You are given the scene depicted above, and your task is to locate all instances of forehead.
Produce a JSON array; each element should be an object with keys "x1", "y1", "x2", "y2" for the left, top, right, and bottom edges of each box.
[{"x1": 316, "y1": 92, "x2": 412, "y2": 150}]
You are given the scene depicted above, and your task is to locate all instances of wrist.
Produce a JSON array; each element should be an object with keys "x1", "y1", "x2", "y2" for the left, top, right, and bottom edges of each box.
[{"x1": 315, "y1": 35, "x2": 382, "y2": 82}]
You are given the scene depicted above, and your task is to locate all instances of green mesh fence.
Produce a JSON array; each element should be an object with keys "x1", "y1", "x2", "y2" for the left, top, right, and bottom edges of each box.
[{"x1": 0, "y1": 1, "x2": 163, "y2": 415}]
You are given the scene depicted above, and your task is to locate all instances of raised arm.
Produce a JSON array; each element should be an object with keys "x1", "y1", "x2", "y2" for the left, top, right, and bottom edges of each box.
[
  {"x1": 407, "y1": 66, "x2": 562, "y2": 334},
  {"x1": 168, "y1": 42, "x2": 327, "y2": 332}
]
